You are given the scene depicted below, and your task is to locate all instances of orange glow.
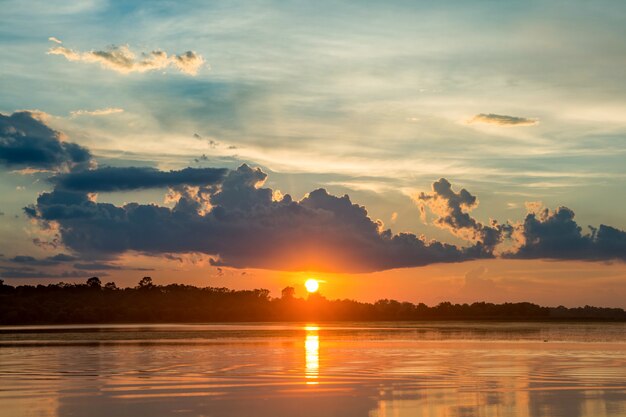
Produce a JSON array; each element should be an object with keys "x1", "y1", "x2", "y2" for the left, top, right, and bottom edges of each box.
[
  {"x1": 304, "y1": 325, "x2": 319, "y2": 384},
  {"x1": 304, "y1": 279, "x2": 319, "y2": 293},
  {"x1": 104, "y1": 259, "x2": 626, "y2": 308}
]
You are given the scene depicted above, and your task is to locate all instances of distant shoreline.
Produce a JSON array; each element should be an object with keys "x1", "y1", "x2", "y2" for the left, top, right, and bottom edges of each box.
[
  {"x1": 3, "y1": 318, "x2": 626, "y2": 327},
  {"x1": 2, "y1": 278, "x2": 625, "y2": 325}
]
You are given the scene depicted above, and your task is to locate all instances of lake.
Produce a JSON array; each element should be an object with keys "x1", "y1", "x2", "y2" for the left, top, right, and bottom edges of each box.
[{"x1": 1, "y1": 323, "x2": 625, "y2": 417}]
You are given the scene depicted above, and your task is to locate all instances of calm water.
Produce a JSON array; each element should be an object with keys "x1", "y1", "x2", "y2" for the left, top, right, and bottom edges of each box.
[{"x1": 1, "y1": 323, "x2": 625, "y2": 417}]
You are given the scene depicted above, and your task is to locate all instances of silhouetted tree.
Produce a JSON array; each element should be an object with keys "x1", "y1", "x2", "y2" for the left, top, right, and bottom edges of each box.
[
  {"x1": 86, "y1": 277, "x2": 102, "y2": 289},
  {"x1": 138, "y1": 276, "x2": 154, "y2": 289},
  {"x1": 281, "y1": 286, "x2": 295, "y2": 300},
  {"x1": 0, "y1": 279, "x2": 624, "y2": 325}
]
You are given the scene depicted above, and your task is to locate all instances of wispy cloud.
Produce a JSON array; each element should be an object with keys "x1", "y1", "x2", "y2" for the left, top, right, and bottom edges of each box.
[
  {"x1": 47, "y1": 39, "x2": 206, "y2": 76},
  {"x1": 70, "y1": 108, "x2": 124, "y2": 117},
  {"x1": 469, "y1": 113, "x2": 538, "y2": 126}
]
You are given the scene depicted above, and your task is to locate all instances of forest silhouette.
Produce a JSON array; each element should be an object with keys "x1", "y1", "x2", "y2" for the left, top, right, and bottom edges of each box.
[{"x1": 1, "y1": 277, "x2": 625, "y2": 324}]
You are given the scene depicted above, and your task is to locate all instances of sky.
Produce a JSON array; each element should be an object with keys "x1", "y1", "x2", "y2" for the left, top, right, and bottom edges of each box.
[{"x1": 1, "y1": 0, "x2": 626, "y2": 306}]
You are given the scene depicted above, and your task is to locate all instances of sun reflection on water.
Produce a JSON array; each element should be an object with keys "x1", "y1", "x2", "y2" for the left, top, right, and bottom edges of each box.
[{"x1": 304, "y1": 325, "x2": 319, "y2": 384}]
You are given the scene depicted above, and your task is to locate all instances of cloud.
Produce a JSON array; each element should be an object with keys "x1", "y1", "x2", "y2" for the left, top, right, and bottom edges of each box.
[
  {"x1": 32, "y1": 236, "x2": 61, "y2": 250},
  {"x1": 50, "y1": 166, "x2": 228, "y2": 192},
  {"x1": 417, "y1": 178, "x2": 626, "y2": 263},
  {"x1": 469, "y1": 113, "x2": 538, "y2": 126},
  {"x1": 47, "y1": 40, "x2": 205, "y2": 75},
  {"x1": 9, "y1": 255, "x2": 59, "y2": 267},
  {"x1": 0, "y1": 111, "x2": 92, "y2": 171},
  {"x1": 7, "y1": 254, "x2": 77, "y2": 266},
  {"x1": 70, "y1": 108, "x2": 124, "y2": 117},
  {"x1": 73, "y1": 262, "x2": 123, "y2": 271},
  {"x1": 20, "y1": 145, "x2": 626, "y2": 273},
  {"x1": 73, "y1": 262, "x2": 152, "y2": 271},
  {"x1": 48, "y1": 253, "x2": 78, "y2": 262},
  {"x1": 0, "y1": 267, "x2": 96, "y2": 279},
  {"x1": 417, "y1": 178, "x2": 510, "y2": 252},
  {"x1": 1, "y1": 253, "x2": 151, "y2": 277},
  {"x1": 0, "y1": 254, "x2": 89, "y2": 279},
  {"x1": 506, "y1": 206, "x2": 626, "y2": 261},
  {"x1": 26, "y1": 164, "x2": 479, "y2": 273},
  {"x1": 48, "y1": 36, "x2": 62, "y2": 44}
]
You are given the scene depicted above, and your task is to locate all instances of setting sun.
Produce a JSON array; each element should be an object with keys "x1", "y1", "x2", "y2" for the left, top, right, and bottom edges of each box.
[
  {"x1": 304, "y1": 279, "x2": 320, "y2": 293},
  {"x1": 2, "y1": 2, "x2": 626, "y2": 417}
]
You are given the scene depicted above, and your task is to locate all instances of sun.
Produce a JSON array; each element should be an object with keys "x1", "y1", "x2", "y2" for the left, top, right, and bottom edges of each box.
[{"x1": 304, "y1": 278, "x2": 319, "y2": 293}]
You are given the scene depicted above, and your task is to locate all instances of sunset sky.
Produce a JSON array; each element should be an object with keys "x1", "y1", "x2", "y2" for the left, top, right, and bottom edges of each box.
[{"x1": 1, "y1": 0, "x2": 626, "y2": 306}]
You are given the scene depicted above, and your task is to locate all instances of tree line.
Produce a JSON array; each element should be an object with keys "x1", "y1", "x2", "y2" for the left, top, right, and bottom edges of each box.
[{"x1": 1, "y1": 277, "x2": 625, "y2": 324}]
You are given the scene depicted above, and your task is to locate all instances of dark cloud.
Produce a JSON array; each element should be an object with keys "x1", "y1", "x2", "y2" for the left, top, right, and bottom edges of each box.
[
  {"x1": 0, "y1": 111, "x2": 92, "y2": 170},
  {"x1": 417, "y1": 178, "x2": 509, "y2": 252},
  {"x1": 594, "y1": 225, "x2": 626, "y2": 259},
  {"x1": 51, "y1": 166, "x2": 228, "y2": 192},
  {"x1": 73, "y1": 262, "x2": 152, "y2": 271},
  {"x1": 26, "y1": 164, "x2": 479, "y2": 273},
  {"x1": 47, "y1": 253, "x2": 78, "y2": 262},
  {"x1": 418, "y1": 179, "x2": 626, "y2": 263},
  {"x1": 32, "y1": 236, "x2": 62, "y2": 250},
  {"x1": 8, "y1": 254, "x2": 77, "y2": 266},
  {"x1": 507, "y1": 206, "x2": 626, "y2": 261},
  {"x1": 0, "y1": 267, "x2": 93, "y2": 279},
  {"x1": 22, "y1": 164, "x2": 626, "y2": 273},
  {"x1": 1, "y1": 253, "x2": 148, "y2": 278},
  {"x1": 9, "y1": 255, "x2": 58, "y2": 266},
  {"x1": 469, "y1": 113, "x2": 538, "y2": 126}
]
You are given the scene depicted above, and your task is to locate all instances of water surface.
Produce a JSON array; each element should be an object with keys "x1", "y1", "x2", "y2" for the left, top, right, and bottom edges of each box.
[{"x1": 1, "y1": 322, "x2": 625, "y2": 417}]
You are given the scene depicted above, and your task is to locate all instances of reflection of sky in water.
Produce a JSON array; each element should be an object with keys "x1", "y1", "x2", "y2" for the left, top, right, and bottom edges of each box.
[{"x1": 0, "y1": 323, "x2": 625, "y2": 417}]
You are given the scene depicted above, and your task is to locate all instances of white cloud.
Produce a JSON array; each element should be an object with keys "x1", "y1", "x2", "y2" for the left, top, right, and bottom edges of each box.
[
  {"x1": 70, "y1": 108, "x2": 124, "y2": 117},
  {"x1": 47, "y1": 39, "x2": 206, "y2": 76}
]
